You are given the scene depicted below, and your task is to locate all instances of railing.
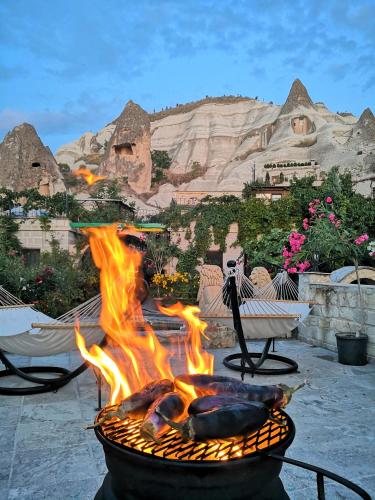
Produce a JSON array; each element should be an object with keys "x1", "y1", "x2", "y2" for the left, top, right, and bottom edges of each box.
[
  {"x1": 0, "y1": 208, "x2": 67, "y2": 219},
  {"x1": 270, "y1": 453, "x2": 371, "y2": 500}
]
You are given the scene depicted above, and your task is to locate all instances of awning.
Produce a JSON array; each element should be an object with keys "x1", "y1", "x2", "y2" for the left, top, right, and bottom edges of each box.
[{"x1": 70, "y1": 222, "x2": 167, "y2": 233}]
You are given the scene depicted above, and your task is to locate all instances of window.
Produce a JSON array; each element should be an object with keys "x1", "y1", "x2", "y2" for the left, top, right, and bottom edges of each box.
[
  {"x1": 271, "y1": 194, "x2": 282, "y2": 201},
  {"x1": 22, "y1": 249, "x2": 40, "y2": 267}
]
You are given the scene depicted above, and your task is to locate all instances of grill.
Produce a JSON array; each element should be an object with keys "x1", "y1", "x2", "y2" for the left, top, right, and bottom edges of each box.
[
  {"x1": 97, "y1": 406, "x2": 292, "y2": 462},
  {"x1": 94, "y1": 408, "x2": 295, "y2": 500}
]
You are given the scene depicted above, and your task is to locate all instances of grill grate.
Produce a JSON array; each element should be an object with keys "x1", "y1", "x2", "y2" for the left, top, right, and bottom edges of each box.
[{"x1": 97, "y1": 407, "x2": 291, "y2": 462}]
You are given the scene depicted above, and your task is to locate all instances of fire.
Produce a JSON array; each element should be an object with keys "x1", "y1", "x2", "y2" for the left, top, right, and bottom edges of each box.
[
  {"x1": 75, "y1": 224, "x2": 213, "y2": 405},
  {"x1": 159, "y1": 303, "x2": 213, "y2": 376},
  {"x1": 74, "y1": 167, "x2": 106, "y2": 185},
  {"x1": 159, "y1": 302, "x2": 214, "y2": 401}
]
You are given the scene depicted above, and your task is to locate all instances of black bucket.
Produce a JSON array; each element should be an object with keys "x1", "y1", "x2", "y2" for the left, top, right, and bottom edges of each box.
[{"x1": 335, "y1": 333, "x2": 368, "y2": 366}]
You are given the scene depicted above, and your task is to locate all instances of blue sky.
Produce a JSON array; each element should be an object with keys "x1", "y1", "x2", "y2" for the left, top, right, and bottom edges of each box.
[{"x1": 1, "y1": 0, "x2": 374, "y2": 152}]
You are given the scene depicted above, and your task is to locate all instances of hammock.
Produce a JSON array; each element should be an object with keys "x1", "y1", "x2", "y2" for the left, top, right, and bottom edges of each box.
[
  {"x1": 200, "y1": 269, "x2": 300, "y2": 339},
  {"x1": 252, "y1": 270, "x2": 312, "y2": 322},
  {"x1": 0, "y1": 286, "x2": 104, "y2": 357}
]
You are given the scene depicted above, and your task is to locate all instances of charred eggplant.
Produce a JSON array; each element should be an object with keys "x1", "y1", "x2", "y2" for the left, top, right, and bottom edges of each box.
[
  {"x1": 87, "y1": 379, "x2": 174, "y2": 429},
  {"x1": 159, "y1": 401, "x2": 269, "y2": 440},
  {"x1": 140, "y1": 391, "x2": 186, "y2": 442},
  {"x1": 175, "y1": 374, "x2": 304, "y2": 409}
]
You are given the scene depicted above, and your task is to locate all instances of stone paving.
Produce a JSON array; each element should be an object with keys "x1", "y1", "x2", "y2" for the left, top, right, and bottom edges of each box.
[{"x1": 0, "y1": 339, "x2": 374, "y2": 499}]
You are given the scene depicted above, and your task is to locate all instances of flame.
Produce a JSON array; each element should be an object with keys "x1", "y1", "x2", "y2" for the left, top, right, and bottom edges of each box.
[
  {"x1": 75, "y1": 224, "x2": 213, "y2": 405},
  {"x1": 159, "y1": 303, "x2": 214, "y2": 376},
  {"x1": 74, "y1": 167, "x2": 106, "y2": 185}
]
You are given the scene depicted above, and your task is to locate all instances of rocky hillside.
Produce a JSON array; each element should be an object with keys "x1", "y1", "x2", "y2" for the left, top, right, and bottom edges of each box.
[
  {"x1": 35, "y1": 80, "x2": 375, "y2": 206},
  {"x1": 0, "y1": 123, "x2": 65, "y2": 194}
]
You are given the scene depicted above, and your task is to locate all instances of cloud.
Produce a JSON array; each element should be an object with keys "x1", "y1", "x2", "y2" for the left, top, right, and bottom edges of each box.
[{"x1": 0, "y1": 94, "x2": 123, "y2": 140}]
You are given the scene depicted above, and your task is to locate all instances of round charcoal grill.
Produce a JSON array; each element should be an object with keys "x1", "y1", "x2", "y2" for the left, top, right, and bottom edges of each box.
[
  {"x1": 94, "y1": 407, "x2": 295, "y2": 500},
  {"x1": 96, "y1": 407, "x2": 293, "y2": 462}
]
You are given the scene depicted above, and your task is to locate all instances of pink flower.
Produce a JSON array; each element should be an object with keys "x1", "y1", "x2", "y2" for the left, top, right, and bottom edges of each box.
[
  {"x1": 297, "y1": 261, "x2": 311, "y2": 272},
  {"x1": 325, "y1": 197, "x2": 333, "y2": 203},
  {"x1": 282, "y1": 247, "x2": 290, "y2": 258},
  {"x1": 302, "y1": 218, "x2": 309, "y2": 230},
  {"x1": 334, "y1": 220, "x2": 341, "y2": 228},
  {"x1": 328, "y1": 213, "x2": 335, "y2": 222},
  {"x1": 308, "y1": 207, "x2": 316, "y2": 215},
  {"x1": 287, "y1": 267, "x2": 297, "y2": 274},
  {"x1": 355, "y1": 234, "x2": 369, "y2": 245},
  {"x1": 283, "y1": 259, "x2": 292, "y2": 269}
]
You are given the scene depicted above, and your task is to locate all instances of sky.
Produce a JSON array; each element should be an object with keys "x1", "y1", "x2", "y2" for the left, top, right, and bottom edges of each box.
[{"x1": 0, "y1": 0, "x2": 374, "y2": 153}]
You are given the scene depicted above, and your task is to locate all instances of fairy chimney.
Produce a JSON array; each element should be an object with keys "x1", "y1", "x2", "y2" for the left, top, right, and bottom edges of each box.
[
  {"x1": 279, "y1": 79, "x2": 315, "y2": 116},
  {"x1": 99, "y1": 100, "x2": 152, "y2": 193},
  {"x1": 356, "y1": 107, "x2": 375, "y2": 142},
  {"x1": 0, "y1": 123, "x2": 65, "y2": 194}
]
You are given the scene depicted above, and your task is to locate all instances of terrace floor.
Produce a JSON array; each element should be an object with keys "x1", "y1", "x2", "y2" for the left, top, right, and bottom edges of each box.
[{"x1": 0, "y1": 338, "x2": 374, "y2": 500}]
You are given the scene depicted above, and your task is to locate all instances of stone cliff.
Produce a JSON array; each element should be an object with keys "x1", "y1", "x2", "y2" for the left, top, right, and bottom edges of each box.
[{"x1": 0, "y1": 123, "x2": 65, "y2": 194}]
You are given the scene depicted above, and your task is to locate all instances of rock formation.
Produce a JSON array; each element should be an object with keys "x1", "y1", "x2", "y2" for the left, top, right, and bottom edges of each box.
[
  {"x1": 0, "y1": 123, "x2": 65, "y2": 194},
  {"x1": 355, "y1": 108, "x2": 375, "y2": 142},
  {"x1": 279, "y1": 78, "x2": 315, "y2": 115},
  {"x1": 99, "y1": 100, "x2": 152, "y2": 194},
  {"x1": 54, "y1": 79, "x2": 375, "y2": 206},
  {"x1": 55, "y1": 124, "x2": 115, "y2": 170}
]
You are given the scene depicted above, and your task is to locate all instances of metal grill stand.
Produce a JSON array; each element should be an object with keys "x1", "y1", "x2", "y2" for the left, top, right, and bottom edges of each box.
[
  {"x1": 0, "y1": 337, "x2": 107, "y2": 396},
  {"x1": 223, "y1": 267, "x2": 298, "y2": 378}
]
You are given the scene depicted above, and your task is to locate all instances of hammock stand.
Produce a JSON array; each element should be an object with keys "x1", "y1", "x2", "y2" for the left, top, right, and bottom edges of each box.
[
  {"x1": 220, "y1": 263, "x2": 300, "y2": 378},
  {"x1": 0, "y1": 287, "x2": 106, "y2": 397}
]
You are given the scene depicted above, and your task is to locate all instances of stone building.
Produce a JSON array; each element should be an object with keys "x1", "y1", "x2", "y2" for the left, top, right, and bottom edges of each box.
[{"x1": 15, "y1": 217, "x2": 79, "y2": 266}]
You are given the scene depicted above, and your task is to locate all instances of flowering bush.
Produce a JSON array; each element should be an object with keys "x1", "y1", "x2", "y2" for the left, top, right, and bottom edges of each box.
[
  {"x1": 151, "y1": 271, "x2": 190, "y2": 297},
  {"x1": 282, "y1": 197, "x2": 373, "y2": 274},
  {"x1": 282, "y1": 197, "x2": 374, "y2": 335}
]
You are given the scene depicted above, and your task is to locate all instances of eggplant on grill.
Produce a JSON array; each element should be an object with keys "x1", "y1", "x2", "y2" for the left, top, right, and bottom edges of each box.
[
  {"x1": 140, "y1": 391, "x2": 186, "y2": 442},
  {"x1": 175, "y1": 374, "x2": 304, "y2": 410},
  {"x1": 188, "y1": 394, "x2": 264, "y2": 415},
  {"x1": 159, "y1": 401, "x2": 269, "y2": 441},
  {"x1": 86, "y1": 379, "x2": 174, "y2": 429}
]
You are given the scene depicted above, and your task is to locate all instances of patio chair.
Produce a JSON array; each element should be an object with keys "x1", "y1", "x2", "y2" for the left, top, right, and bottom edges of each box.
[{"x1": 0, "y1": 286, "x2": 105, "y2": 395}]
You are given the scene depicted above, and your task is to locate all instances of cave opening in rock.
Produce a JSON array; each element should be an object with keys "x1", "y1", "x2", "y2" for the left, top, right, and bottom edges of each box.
[
  {"x1": 31, "y1": 162, "x2": 41, "y2": 168},
  {"x1": 114, "y1": 143, "x2": 134, "y2": 156},
  {"x1": 291, "y1": 116, "x2": 313, "y2": 135}
]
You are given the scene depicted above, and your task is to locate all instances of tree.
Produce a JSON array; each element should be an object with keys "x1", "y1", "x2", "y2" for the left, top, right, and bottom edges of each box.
[{"x1": 151, "y1": 150, "x2": 172, "y2": 170}]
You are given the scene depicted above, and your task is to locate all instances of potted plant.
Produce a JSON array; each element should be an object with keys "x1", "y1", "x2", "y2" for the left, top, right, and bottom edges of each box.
[
  {"x1": 150, "y1": 271, "x2": 193, "y2": 305},
  {"x1": 281, "y1": 196, "x2": 374, "y2": 365},
  {"x1": 142, "y1": 233, "x2": 179, "y2": 306}
]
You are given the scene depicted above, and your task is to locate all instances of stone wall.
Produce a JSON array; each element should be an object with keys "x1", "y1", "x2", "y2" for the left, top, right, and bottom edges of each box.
[
  {"x1": 298, "y1": 272, "x2": 375, "y2": 358},
  {"x1": 16, "y1": 218, "x2": 78, "y2": 254}
]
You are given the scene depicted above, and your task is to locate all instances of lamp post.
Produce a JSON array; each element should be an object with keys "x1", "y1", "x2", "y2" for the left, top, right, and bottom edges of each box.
[{"x1": 252, "y1": 162, "x2": 256, "y2": 183}]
